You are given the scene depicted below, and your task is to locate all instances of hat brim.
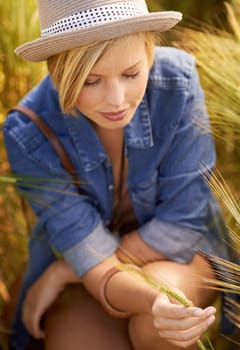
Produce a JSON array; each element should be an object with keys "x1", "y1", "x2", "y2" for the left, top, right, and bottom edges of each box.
[{"x1": 15, "y1": 11, "x2": 182, "y2": 62}]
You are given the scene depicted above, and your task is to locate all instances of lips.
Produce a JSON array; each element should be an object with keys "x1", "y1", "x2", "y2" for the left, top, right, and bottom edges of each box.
[{"x1": 100, "y1": 109, "x2": 128, "y2": 121}]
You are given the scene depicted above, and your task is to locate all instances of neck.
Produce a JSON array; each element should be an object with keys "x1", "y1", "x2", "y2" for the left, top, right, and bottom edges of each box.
[{"x1": 93, "y1": 124, "x2": 124, "y2": 148}]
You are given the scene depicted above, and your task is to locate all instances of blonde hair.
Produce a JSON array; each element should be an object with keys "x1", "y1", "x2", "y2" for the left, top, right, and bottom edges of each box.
[{"x1": 48, "y1": 32, "x2": 157, "y2": 115}]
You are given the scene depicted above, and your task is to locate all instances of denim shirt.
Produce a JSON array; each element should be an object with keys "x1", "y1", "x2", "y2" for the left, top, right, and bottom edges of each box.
[
  {"x1": 3, "y1": 47, "x2": 229, "y2": 278},
  {"x1": 4, "y1": 47, "x2": 234, "y2": 349}
]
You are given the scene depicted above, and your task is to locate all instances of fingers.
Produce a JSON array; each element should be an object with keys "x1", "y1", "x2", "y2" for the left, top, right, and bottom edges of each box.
[
  {"x1": 169, "y1": 335, "x2": 203, "y2": 349},
  {"x1": 22, "y1": 294, "x2": 45, "y2": 339},
  {"x1": 155, "y1": 312, "x2": 215, "y2": 338},
  {"x1": 23, "y1": 308, "x2": 45, "y2": 339},
  {"x1": 153, "y1": 308, "x2": 215, "y2": 330},
  {"x1": 152, "y1": 293, "x2": 194, "y2": 319},
  {"x1": 152, "y1": 293, "x2": 215, "y2": 320},
  {"x1": 156, "y1": 315, "x2": 215, "y2": 348},
  {"x1": 152, "y1": 294, "x2": 216, "y2": 348}
]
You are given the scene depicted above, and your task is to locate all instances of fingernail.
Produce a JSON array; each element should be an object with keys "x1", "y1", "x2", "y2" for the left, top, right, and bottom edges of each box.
[
  {"x1": 206, "y1": 307, "x2": 216, "y2": 317},
  {"x1": 207, "y1": 315, "x2": 215, "y2": 326}
]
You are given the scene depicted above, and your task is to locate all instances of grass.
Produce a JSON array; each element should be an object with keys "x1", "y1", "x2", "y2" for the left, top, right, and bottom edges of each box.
[
  {"x1": 0, "y1": 0, "x2": 46, "y2": 121},
  {"x1": 173, "y1": 1, "x2": 240, "y2": 149},
  {"x1": 171, "y1": 4, "x2": 240, "y2": 345}
]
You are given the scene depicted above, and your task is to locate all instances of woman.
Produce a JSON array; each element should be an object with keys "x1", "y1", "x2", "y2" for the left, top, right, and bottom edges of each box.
[{"x1": 3, "y1": 0, "x2": 232, "y2": 349}]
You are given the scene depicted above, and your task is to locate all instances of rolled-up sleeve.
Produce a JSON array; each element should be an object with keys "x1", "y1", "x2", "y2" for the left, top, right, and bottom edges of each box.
[
  {"x1": 3, "y1": 128, "x2": 119, "y2": 276},
  {"x1": 64, "y1": 221, "x2": 118, "y2": 276},
  {"x1": 139, "y1": 61, "x2": 216, "y2": 263}
]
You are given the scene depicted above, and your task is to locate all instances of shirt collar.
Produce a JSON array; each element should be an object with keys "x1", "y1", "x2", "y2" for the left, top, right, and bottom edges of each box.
[
  {"x1": 62, "y1": 93, "x2": 153, "y2": 172},
  {"x1": 125, "y1": 94, "x2": 153, "y2": 149}
]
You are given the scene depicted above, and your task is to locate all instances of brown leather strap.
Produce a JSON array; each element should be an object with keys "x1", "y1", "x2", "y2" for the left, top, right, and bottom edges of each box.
[
  {"x1": 8, "y1": 105, "x2": 81, "y2": 190},
  {"x1": 98, "y1": 267, "x2": 132, "y2": 318}
]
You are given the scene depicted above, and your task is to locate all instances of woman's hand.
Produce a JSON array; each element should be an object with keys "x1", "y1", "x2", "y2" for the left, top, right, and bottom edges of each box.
[
  {"x1": 117, "y1": 231, "x2": 166, "y2": 266},
  {"x1": 152, "y1": 292, "x2": 216, "y2": 348},
  {"x1": 22, "y1": 260, "x2": 80, "y2": 339}
]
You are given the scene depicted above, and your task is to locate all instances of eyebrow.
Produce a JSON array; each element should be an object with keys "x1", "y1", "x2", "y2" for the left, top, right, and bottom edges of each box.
[{"x1": 88, "y1": 60, "x2": 142, "y2": 77}]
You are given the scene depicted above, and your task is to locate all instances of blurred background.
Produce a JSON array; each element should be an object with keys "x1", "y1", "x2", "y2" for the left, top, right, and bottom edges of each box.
[{"x1": 1, "y1": 1, "x2": 240, "y2": 349}]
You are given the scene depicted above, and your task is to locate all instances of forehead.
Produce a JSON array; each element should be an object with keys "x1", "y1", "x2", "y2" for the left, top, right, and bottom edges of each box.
[{"x1": 90, "y1": 35, "x2": 148, "y2": 74}]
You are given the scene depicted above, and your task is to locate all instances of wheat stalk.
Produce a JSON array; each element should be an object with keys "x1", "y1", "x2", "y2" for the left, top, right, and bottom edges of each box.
[
  {"x1": 173, "y1": 2, "x2": 240, "y2": 146},
  {"x1": 118, "y1": 264, "x2": 214, "y2": 349}
]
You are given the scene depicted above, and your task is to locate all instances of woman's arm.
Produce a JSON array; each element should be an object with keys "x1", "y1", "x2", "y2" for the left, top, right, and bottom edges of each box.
[
  {"x1": 22, "y1": 254, "x2": 157, "y2": 339},
  {"x1": 23, "y1": 253, "x2": 216, "y2": 348},
  {"x1": 83, "y1": 255, "x2": 216, "y2": 348},
  {"x1": 3, "y1": 119, "x2": 119, "y2": 278},
  {"x1": 133, "y1": 58, "x2": 216, "y2": 264},
  {"x1": 116, "y1": 230, "x2": 167, "y2": 266},
  {"x1": 22, "y1": 259, "x2": 81, "y2": 338},
  {"x1": 82, "y1": 254, "x2": 158, "y2": 314}
]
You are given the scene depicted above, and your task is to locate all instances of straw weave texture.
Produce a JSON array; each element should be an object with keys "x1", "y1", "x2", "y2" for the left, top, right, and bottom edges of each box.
[
  {"x1": 39, "y1": 0, "x2": 139, "y2": 28},
  {"x1": 15, "y1": 0, "x2": 182, "y2": 61}
]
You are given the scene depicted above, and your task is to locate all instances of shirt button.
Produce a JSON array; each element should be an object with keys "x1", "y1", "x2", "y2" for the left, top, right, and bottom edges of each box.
[{"x1": 108, "y1": 184, "x2": 114, "y2": 191}]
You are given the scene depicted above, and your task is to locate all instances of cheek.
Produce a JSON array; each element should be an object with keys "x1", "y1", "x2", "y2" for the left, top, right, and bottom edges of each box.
[{"x1": 77, "y1": 90, "x2": 94, "y2": 110}]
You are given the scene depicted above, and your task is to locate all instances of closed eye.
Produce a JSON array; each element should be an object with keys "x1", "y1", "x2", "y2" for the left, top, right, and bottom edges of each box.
[
  {"x1": 124, "y1": 72, "x2": 140, "y2": 79},
  {"x1": 84, "y1": 79, "x2": 101, "y2": 87},
  {"x1": 84, "y1": 71, "x2": 140, "y2": 87}
]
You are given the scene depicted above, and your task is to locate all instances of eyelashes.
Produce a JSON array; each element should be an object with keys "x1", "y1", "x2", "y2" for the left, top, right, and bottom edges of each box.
[
  {"x1": 84, "y1": 80, "x2": 100, "y2": 87},
  {"x1": 84, "y1": 72, "x2": 140, "y2": 88},
  {"x1": 125, "y1": 72, "x2": 140, "y2": 79}
]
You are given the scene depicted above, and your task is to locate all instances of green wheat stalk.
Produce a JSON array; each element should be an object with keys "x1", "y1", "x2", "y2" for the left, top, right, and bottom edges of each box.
[
  {"x1": 173, "y1": 1, "x2": 240, "y2": 146},
  {"x1": 199, "y1": 166, "x2": 240, "y2": 333},
  {"x1": 118, "y1": 264, "x2": 214, "y2": 350}
]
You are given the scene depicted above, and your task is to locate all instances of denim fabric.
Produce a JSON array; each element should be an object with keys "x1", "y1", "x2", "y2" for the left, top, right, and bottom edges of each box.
[{"x1": 3, "y1": 47, "x2": 233, "y2": 349}]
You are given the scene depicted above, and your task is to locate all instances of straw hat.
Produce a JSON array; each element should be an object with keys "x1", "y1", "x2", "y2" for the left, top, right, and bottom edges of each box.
[{"x1": 15, "y1": 0, "x2": 182, "y2": 62}]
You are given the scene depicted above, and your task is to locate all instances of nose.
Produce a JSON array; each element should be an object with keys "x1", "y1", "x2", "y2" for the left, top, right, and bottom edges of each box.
[{"x1": 106, "y1": 80, "x2": 125, "y2": 107}]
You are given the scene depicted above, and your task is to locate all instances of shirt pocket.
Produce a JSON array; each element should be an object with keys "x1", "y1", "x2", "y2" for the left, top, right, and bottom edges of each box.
[{"x1": 130, "y1": 170, "x2": 159, "y2": 220}]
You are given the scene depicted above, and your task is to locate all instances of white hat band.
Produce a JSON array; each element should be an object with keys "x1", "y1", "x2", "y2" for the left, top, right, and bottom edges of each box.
[{"x1": 41, "y1": 1, "x2": 148, "y2": 38}]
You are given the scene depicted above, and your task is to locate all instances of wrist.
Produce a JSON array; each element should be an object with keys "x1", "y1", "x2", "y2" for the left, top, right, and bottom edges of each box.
[
  {"x1": 145, "y1": 284, "x2": 159, "y2": 314},
  {"x1": 48, "y1": 260, "x2": 80, "y2": 289},
  {"x1": 104, "y1": 266, "x2": 159, "y2": 315},
  {"x1": 98, "y1": 267, "x2": 132, "y2": 318}
]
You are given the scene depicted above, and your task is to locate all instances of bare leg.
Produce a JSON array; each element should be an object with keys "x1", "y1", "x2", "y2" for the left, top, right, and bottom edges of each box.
[
  {"x1": 43, "y1": 253, "x2": 217, "y2": 350},
  {"x1": 128, "y1": 253, "x2": 217, "y2": 350},
  {"x1": 44, "y1": 284, "x2": 133, "y2": 350}
]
